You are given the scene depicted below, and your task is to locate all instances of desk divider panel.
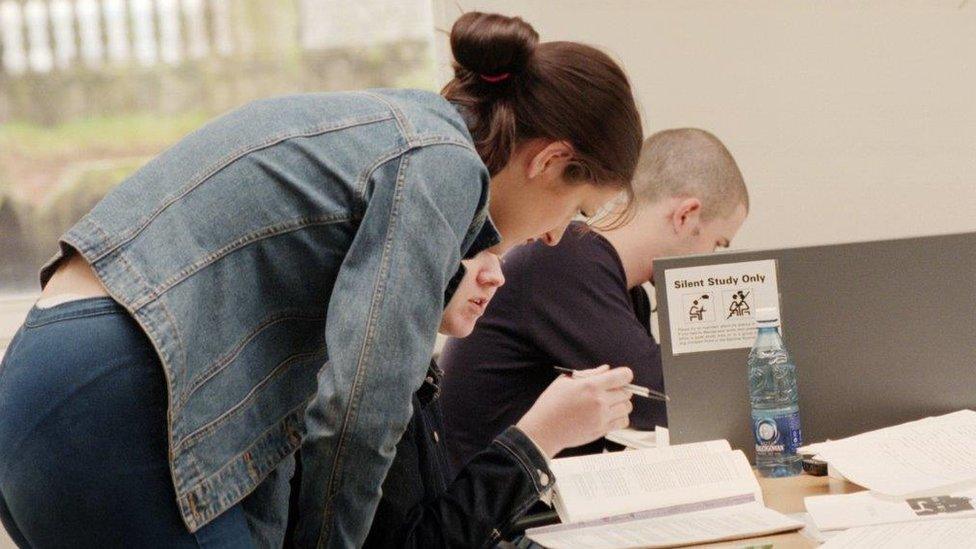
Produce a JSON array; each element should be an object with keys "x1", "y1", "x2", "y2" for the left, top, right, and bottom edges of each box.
[{"x1": 652, "y1": 232, "x2": 976, "y2": 461}]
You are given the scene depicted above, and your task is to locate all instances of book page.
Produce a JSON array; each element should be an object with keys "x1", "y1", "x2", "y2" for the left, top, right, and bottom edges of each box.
[
  {"x1": 799, "y1": 410, "x2": 976, "y2": 456},
  {"x1": 806, "y1": 487, "x2": 976, "y2": 531},
  {"x1": 551, "y1": 446, "x2": 759, "y2": 522},
  {"x1": 551, "y1": 439, "x2": 729, "y2": 477},
  {"x1": 527, "y1": 501, "x2": 803, "y2": 549},
  {"x1": 820, "y1": 518, "x2": 976, "y2": 548},
  {"x1": 816, "y1": 421, "x2": 976, "y2": 496}
]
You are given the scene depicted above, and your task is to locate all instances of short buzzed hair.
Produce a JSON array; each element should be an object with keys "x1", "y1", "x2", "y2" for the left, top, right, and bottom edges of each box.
[{"x1": 633, "y1": 128, "x2": 748, "y2": 221}]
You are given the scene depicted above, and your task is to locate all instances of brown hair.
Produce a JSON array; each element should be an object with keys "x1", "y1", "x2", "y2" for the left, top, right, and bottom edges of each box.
[{"x1": 441, "y1": 12, "x2": 643, "y2": 212}]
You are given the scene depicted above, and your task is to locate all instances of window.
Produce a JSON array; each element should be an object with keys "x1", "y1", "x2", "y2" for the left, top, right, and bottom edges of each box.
[{"x1": 0, "y1": 0, "x2": 437, "y2": 356}]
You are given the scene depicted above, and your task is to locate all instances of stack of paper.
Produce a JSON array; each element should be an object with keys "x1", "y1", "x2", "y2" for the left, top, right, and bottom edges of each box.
[
  {"x1": 806, "y1": 489, "x2": 976, "y2": 530},
  {"x1": 799, "y1": 410, "x2": 976, "y2": 455},
  {"x1": 800, "y1": 410, "x2": 976, "y2": 496},
  {"x1": 526, "y1": 440, "x2": 803, "y2": 548},
  {"x1": 820, "y1": 518, "x2": 976, "y2": 548},
  {"x1": 801, "y1": 410, "x2": 976, "y2": 532}
]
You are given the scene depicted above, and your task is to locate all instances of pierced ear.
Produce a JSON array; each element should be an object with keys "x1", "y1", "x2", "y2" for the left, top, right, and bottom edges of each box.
[{"x1": 528, "y1": 141, "x2": 574, "y2": 179}]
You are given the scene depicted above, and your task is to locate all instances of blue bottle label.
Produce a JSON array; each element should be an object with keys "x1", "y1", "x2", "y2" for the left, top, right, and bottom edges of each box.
[{"x1": 752, "y1": 409, "x2": 803, "y2": 456}]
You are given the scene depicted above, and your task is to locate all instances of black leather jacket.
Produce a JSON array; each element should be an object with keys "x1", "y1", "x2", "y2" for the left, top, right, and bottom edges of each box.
[{"x1": 363, "y1": 361, "x2": 553, "y2": 548}]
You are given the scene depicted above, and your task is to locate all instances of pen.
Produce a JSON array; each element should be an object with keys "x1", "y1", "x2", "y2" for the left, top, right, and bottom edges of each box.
[{"x1": 552, "y1": 366, "x2": 670, "y2": 402}]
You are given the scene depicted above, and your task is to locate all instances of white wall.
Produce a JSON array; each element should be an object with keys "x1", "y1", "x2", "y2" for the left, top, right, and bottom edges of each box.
[{"x1": 433, "y1": 0, "x2": 976, "y2": 251}]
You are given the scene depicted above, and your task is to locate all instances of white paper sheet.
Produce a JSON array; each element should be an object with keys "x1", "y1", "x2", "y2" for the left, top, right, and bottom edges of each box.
[
  {"x1": 799, "y1": 410, "x2": 976, "y2": 456},
  {"x1": 819, "y1": 518, "x2": 976, "y2": 548},
  {"x1": 795, "y1": 511, "x2": 842, "y2": 543},
  {"x1": 816, "y1": 420, "x2": 976, "y2": 496},
  {"x1": 527, "y1": 502, "x2": 803, "y2": 549},
  {"x1": 806, "y1": 488, "x2": 976, "y2": 531},
  {"x1": 605, "y1": 427, "x2": 664, "y2": 449}
]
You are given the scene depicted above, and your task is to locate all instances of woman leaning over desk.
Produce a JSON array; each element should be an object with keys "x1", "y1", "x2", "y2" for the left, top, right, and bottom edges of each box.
[{"x1": 0, "y1": 11, "x2": 642, "y2": 549}]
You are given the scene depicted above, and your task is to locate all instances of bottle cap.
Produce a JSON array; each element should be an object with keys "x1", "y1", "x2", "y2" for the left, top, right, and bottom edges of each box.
[{"x1": 756, "y1": 306, "x2": 780, "y2": 326}]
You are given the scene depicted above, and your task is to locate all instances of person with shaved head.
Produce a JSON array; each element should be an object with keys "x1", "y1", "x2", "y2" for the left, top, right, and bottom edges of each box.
[{"x1": 439, "y1": 128, "x2": 750, "y2": 471}]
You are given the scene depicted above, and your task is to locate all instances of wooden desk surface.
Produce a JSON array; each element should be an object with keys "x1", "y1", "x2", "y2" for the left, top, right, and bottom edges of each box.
[{"x1": 700, "y1": 473, "x2": 864, "y2": 548}]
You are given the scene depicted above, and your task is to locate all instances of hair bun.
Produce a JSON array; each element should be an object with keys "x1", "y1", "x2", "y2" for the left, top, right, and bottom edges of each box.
[{"x1": 450, "y1": 12, "x2": 539, "y2": 78}]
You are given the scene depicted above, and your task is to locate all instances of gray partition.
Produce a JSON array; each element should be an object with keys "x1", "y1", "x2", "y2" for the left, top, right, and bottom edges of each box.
[{"x1": 652, "y1": 232, "x2": 976, "y2": 461}]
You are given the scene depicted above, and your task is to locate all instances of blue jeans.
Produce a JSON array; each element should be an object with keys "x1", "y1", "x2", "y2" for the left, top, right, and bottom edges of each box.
[{"x1": 0, "y1": 298, "x2": 255, "y2": 548}]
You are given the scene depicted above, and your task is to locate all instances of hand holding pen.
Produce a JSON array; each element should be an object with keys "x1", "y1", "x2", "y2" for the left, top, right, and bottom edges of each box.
[
  {"x1": 553, "y1": 365, "x2": 669, "y2": 402},
  {"x1": 517, "y1": 364, "x2": 636, "y2": 457}
]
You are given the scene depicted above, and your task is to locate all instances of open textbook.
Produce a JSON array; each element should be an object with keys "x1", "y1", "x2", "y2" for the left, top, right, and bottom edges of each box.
[
  {"x1": 799, "y1": 410, "x2": 976, "y2": 497},
  {"x1": 525, "y1": 440, "x2": 802, "y2": 549}
]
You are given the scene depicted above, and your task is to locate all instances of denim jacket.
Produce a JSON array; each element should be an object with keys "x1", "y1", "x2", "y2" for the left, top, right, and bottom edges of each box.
[
  {"x1": 39, "y1": 89, "x2": 500, "y2": 547},
  {"x1": 363, "y1": 362, "x2": 553, "y2": 548}
]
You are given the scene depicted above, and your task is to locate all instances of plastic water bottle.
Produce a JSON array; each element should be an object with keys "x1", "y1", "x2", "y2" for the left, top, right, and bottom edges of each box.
[{"x1": 748, "y1": 306, "x2": 803, "y2": 477}]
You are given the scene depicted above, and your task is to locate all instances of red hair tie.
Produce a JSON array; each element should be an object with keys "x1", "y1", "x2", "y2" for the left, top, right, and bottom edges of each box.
[{"x1": 479, "y1": 72, "x2": 511, "y2": 83}]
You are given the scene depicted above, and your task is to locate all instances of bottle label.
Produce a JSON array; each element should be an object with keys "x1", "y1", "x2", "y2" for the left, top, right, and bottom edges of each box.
[{"x1": 752, "y1": 409, "x2": 803, "y2": 456}]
